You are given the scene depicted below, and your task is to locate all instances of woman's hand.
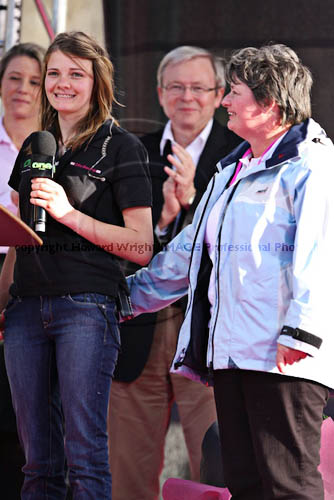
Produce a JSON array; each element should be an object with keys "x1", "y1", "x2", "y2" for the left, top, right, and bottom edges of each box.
[
  {"x1": 30, "y1": 178, "x2": 75, "y2": 222},
  {"x1": 276, "y1": 343, "x2": 308, "y2": 373},
  {"x1": 30, "y1": 178, "x2": 153, "y2": 265},
  {"x1": 10, "y1": 190, "x2": 19, "y2": 207}
]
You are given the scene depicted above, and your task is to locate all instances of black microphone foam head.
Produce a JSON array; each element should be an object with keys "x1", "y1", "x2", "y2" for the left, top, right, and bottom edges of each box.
[
  {"x1": 30, "y1": 131, "x2": 57, "y2": 179},
  {"x1": 31, "y1": 131, "x2": 57, "y2": 156}
]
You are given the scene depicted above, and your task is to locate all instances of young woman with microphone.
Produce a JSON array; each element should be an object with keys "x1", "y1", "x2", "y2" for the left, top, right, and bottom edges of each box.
[{"x1": 0, "y1": 31, "x2": 153, "y2": 499}]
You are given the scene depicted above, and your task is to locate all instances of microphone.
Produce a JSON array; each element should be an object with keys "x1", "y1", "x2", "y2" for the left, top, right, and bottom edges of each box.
[{"x1": 29, "y1": 131, "x2": 57, "y2": 233}]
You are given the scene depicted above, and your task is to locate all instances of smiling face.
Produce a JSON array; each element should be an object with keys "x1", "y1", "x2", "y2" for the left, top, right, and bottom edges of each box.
[
  {"x1": 0, "y1": 55, "x2": 41, "y2": 120},
  {"x1": 157, "y1": 56, "x2": 224, "y2": 139},
  {"x1": 222, "y1": 79, "x2": 270, "y2": 141},
  {"x1": 45, "y1": 50, "x2": 94, "y2": 123}
]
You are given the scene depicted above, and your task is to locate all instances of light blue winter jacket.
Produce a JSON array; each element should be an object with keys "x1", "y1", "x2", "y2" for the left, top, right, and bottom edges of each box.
[{"x1": 127, "y1": 119, "x2": 334, "y2": 389}]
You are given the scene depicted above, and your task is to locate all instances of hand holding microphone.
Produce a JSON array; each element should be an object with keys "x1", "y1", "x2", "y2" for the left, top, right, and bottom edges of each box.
[
  {"x1": 30, "y1": 131, "x2": 73, "y2": 231},
  {"x1": 30, "y1": 131, "x2": 56, "y2": 233}
]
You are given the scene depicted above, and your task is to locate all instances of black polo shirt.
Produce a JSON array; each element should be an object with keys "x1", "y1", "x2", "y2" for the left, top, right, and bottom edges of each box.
[{"x1": 8, "y1": 120, "x2": 152, "y2": 298}]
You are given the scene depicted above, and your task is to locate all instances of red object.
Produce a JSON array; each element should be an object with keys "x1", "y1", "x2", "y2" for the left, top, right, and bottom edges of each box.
[
  {"x1": 319, "y1": 418, "x2": 334, "y2": 499},
  {"x1": 162, "y1": 419, "x2": 334, "y2": 500},
  {"x1": 33, "y1": 0, "x2": 55, "y2": 40},
  {"x1": 162, "y1": 478, "x2": 231, "y2": 500},
  {"x1": 0, "y1": 203, "x2": 43, "y2": 246}
]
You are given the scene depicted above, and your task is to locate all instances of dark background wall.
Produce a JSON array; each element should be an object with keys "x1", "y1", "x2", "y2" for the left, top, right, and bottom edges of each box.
[{"x1": 103, "y1": 0, "x2": 334, "y2": 139}]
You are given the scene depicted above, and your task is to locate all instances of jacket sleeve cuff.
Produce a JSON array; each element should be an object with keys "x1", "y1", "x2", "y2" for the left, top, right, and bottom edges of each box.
[
  {"x1": 278, "y1": 325, "x2": 323, "y2": 357},
  {"x1": 154, "y1": 223, "x2": 168, "y2": 238},
  {"x1": 278, "y1": 335, "x2": 318, "y2": 357}
]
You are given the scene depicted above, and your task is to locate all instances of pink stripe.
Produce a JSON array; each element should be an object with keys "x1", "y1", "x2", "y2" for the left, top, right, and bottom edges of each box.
[
  {"x1": 229, "y1": 147, "x2": 251, "y2": 185},
  {"x1": 229, "y1": 136, "x2": 283, "y2": 186},
  {"x1": 70, "y1": 162, "x2": 101, "y2": 174}
]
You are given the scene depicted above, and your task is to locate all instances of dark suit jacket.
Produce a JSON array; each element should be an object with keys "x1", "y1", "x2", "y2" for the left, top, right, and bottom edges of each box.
[{"x1": 114, "y1": 120, "x2": 242, "y2": 382}]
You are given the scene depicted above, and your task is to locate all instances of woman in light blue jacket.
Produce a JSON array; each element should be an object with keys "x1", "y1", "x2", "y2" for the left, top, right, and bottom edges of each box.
[{"x1": 127, "y1": 44, "x2": 334, "y2": 499}]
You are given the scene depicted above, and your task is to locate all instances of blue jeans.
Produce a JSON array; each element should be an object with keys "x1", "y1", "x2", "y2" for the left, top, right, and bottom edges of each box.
[{"x1": 4, "y1": 293, "x2": 120, "y2": 500}]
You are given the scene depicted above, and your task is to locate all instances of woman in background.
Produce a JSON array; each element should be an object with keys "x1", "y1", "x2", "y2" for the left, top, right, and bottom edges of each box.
[
  {"x1": 1, "y1": 31, "x2": 152, "y2": 499},
  {"x1": 0, "y1": 41, "x2": 44, "y2": 499},
  {"x1": 0, "y1": 43, "x2": 44, "y2": 234}
]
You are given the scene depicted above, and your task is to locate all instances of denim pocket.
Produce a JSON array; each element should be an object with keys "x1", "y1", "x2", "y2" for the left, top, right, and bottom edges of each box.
[
  {"x1": 99, "y1": 302, "x2": 121, "y2": 349},
  {"x1": 60, "y1": 293, "x2": 120, "y2": 351},
  {"x1": 3, "y1": 297, "x2": 22, "y2": 340},
  {"x1": 64, "y1": 292, "x2": 106, "y2": 306}
]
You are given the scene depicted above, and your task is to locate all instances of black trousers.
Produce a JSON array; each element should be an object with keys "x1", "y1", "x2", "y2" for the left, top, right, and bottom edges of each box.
[{"x1": 213, "y1": 369, "x2": 328, "y2": 500}]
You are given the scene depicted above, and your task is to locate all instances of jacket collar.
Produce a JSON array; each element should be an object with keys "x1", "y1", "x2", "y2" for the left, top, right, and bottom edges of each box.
[
  {"x1": 265, "y1": 119, "x2": 309, "y2": 168},
  {"x1": 218, "y1": 118, "x2": 328, "y2": 172}
]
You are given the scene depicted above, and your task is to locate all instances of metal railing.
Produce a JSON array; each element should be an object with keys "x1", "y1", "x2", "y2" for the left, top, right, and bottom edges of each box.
[
  {"x1": 0, "y1": 0, "x2": 67, "y2": 55},
  {"x1": 0, "y1": 0, "x2": 22, "y2": 53}
]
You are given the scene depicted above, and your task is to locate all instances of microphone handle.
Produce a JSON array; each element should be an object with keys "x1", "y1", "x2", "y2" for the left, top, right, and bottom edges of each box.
[{"x1": 33, "y1": 205, "x2": 47, "y2": 233}]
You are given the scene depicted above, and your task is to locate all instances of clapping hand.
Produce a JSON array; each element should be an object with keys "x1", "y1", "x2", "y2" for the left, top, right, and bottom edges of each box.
[{"x1": 164, "y1": 143, "x2": 196, "y2": 208}]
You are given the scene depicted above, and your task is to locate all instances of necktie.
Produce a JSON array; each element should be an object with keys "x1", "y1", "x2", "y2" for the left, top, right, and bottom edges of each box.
[
  {"x1": 163, "y1": 139, "x2": 173, "y2": 165},
  {"x1": 162, "y1": 140, "x2": 186, "y2": 238}
]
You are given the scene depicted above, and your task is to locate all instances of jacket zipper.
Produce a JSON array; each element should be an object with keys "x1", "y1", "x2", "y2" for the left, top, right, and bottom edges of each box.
[
  {"x1": 210, "y1": 179, "x2": 241, "y2": 367},
  {"x1": 173, "y1": 175, "x2": 217, "y2": 369},
  {"x1": 184, "y1": 175, "x2": 217, "y2": 317}
]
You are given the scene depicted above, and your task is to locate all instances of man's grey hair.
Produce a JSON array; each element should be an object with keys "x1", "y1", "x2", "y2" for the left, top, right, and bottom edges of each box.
[{"x1": 157, "y1": 45, "x2": 226, "y2": 89}]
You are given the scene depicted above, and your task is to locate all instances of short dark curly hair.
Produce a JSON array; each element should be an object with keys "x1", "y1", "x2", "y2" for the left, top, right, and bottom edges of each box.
[{"x1": 225, "y1": 44, "x2": 313, "y2": 126}]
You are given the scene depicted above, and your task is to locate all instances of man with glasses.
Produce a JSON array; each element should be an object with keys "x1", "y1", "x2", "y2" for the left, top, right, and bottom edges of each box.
[{"x1": 109, "y1": 46, "x2": 241, "y2": 500}]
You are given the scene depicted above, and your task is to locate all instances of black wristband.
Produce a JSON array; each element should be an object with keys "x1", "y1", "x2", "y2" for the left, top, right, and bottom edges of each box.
[{"x1": 280, "y1": 325, "x2": 322, "y2": 349}]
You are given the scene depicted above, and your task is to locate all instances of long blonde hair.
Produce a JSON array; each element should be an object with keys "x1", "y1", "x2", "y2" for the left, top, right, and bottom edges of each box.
[{"x1": 41, "y1": 31, "x2": 119, "y2": 149}]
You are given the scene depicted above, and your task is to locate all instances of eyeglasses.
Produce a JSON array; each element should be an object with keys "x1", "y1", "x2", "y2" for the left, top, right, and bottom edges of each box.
[{"x1": 162, "y1": 83, "x2": 219, "y2": 96}]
